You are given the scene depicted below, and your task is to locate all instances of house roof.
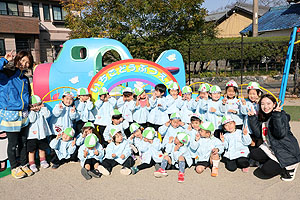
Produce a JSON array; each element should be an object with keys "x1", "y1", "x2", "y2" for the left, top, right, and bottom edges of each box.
[
  {"x1": 240, "y1": 4, "x2": 300, "y2": 35},
  {"x1": 205, "y1": 3, "x2": 269, "y2": 23}
]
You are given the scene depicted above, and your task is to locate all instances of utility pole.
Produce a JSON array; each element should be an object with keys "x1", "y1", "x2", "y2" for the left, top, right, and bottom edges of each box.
[{"x1": 253, "y1": 0, "x2": 258, "y2": 37}]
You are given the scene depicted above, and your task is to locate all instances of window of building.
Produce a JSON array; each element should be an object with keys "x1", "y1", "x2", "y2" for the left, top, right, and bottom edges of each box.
[
  {"x1": 0, "y1": 39, "x2": 5, "y2": 56},
  {"x1": 0, "y1": 1, "x2": 18, "y2": 16},
  {"x1": 7, "y1": 2, "x2": 18, "y2": 16},
  {"x1": 52, "y1": 5, "x2": 62, "y2": 21},
  {"x1": 32, "y1": 3, "x2": 39, "y2": 18},
  {"x1": 43, "y1": 4, "x2": 50, "y2": 20}
]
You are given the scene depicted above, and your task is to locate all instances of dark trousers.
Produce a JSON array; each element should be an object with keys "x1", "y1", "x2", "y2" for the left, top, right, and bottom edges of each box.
[
  {"x1": 124, "y1": 122, "x2": 134, "y2": 138},
  {"x1": 75, "y1": 120, "x2": 85, "y2": 137},
  {"x1": 95, "y1": 125, "x2": 107, "y2": 147},
  {"x1": 6, "y1": 126, "x2": 28, "y2": 169},
  {"x1": 137, "y1": 159, "x2": 156, "y2": 171},
  {"x1": 50, "y1": 153, "x2": 72, "y2": 165},
  {"x1": 102, "y1": 157, "x2": 134, "y2": 172},
  {"x1": 224, "y1": 157, "x2": 249, "y2": 172},
  {"x1": 250, "y1": 148, "x2": 283, "y2": 177}
]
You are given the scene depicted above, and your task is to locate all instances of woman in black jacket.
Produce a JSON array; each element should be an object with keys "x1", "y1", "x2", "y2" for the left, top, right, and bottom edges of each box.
[{"x1": 248, "y1": 94, "x2": 300, "y2": 181}]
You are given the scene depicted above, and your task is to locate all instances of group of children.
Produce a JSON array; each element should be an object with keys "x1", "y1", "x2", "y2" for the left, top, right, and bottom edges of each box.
[{"x1": 21, "y1": 79, "x2": 265, "y2": 183}]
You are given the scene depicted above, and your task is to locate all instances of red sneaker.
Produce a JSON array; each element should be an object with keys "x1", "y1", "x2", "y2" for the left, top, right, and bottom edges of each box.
[
  {"x1": 154, "y1": 168, "x2": 168, "y2": 178},
  {"x1": 178, "y1": 172, "x2": 185, "y2": 183}
]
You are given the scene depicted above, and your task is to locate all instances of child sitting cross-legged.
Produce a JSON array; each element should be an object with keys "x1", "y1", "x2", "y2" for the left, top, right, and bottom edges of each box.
[
  {"x1": 98, "y1": 128, "x2": 134, "y2": 176},
  {"x1": 78, "y1": 133, "x2": 104, "y2": 180},
  {"x1": 154, "y1": 132, "x2": 193, "y2": 183},
  {"x1": 50, "y1": 127, "x2": 77, "y2": 169},
  {"x1": 131, "y1": 127, "x2": 163, "y2": 175},
  {"x1": 189, "y1": 121, "x2": 224, "y2": 177}
]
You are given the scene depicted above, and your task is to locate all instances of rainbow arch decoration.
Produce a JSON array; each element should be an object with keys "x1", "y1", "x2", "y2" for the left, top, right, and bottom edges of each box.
[{"x1": 88, "y1": 59, "x2": 178, "y2": 101}]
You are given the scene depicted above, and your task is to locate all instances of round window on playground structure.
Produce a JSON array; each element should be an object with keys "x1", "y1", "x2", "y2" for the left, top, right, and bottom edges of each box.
[{"x1": 71, "y1": 46, "x2": 87, "y2": 60}]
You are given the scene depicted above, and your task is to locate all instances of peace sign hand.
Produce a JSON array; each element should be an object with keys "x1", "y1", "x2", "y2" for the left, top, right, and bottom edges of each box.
[
  {"x1": 247, "y1": 107, "x2": 255, "y2": 116},
  {"x1": 243, "y1": 125, "x2": 248, "y2": 135},
  {"x1": 274, "y1": 101, "x2": 284, "y2": 112},
  {"x1": 4, "y1": 50, "x2": 14, "y2": 62}
]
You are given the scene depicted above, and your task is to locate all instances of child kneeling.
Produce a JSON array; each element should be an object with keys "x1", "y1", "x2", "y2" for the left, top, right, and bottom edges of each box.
[
  {"x1": 78, "y1": 134, "x2": 104, "y2": 180},
  {"x1": 154, "y1": 132, "x2": 192, "y2": 183},
  {"x1": 98, "y1": 129, "x2": 134, "y2": 176},
  {"x1": 190, "y1": 121, "x2": 224, "y2": 177}
]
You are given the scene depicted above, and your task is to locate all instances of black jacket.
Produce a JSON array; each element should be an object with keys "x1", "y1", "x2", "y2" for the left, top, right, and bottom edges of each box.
[{"x1": 248, "y1": 110, "x2": 300, "y2": 168}]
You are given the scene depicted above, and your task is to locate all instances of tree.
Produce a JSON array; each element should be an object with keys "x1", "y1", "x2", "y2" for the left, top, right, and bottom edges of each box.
[{"x1": 63, "y1": 0, "x2": 217, "y2": 61}]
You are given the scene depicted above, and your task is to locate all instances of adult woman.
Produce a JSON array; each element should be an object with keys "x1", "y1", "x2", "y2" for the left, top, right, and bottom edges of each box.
[
  {"x1": 248, "y1": 94, "x2": 300, "y2": 181},
  {"x1": 0, "y1": 50, "x2": 34, "y2": 179}
]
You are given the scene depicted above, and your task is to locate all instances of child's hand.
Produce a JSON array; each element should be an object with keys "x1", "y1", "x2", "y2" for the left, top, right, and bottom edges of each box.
[
  {"x1": 196, "y1": 96, "x2": 200, "y2": 102},
  {"x1": 4, "y1": 50, "x2": 14, "y2": 62},
  {"x1": 79, "y1": 96, "x2": 84, "y2": 102},
  {"x1": 137, "y1": 95, "x2": 141, "y2": 100},
  {"x1": 210, "y1": 107, "x2": 216, "y2": 113},
  {"x1": 94, "y1": 148, "x2": 99, "y2": 156},
  {"x1": 247, "y1": 107, "x2": 255, "y2": 116},
  {"x1": 165, "y1": 120, "x2": 171, "y2": 127},
  {"x1": 120, "y1": 154, "x2": 125, "y2": 159},
  {"x1": 187, "y1": 124, "x2": 192, "y2": 131},
  {"x1": 56, "y1": 133, "x2": 62, "y2": 139},
  {"x1": 228, "y1": 109, "x2": 237, "y2": 114},
  {"x1": 222, "y1": 95, "x2": 227, "y2": 105},
  {"x1": 243, "y1": 126, "x2": 248, "y2": 135},
  {"x1": 220, "y1": 133, "x2": 225, "y2": 143},
  {"x1": 212, "y1": 148, "x2": 219, "y2": 155},
  {"x1": 112, "y1": 153, "x2": 116, "y2": 158},
  {"x1": 169, "y1": 136, "x2": 174, "y2": 143},
  {"x1": 72, "y1": 138, "x2": 76, "y2": 146},
  {"x1": 59, "y1": 102, "x2": 63, "y2": 109},
  {"x1": 195, "y1": 132, "x2": 200, "y2": 141},
  {"x1": 71, "y1": 106, "x2": 76, "y2": 113},
  {"x1": 84, "y1": 148, "x2": 88, "y2": 157},
  {"x1": 241, "y1": 97, "x2": 246, "y2": 106},
  {"x1": 130, "y1": 134, "x2": 135, "y2": 140},
  {"x1": 179, "y1": 121, "x2": 185, "y2": 127}
]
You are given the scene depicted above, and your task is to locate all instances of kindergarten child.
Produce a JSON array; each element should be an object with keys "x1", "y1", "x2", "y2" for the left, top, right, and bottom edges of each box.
[
  {"x1": 179, "y1": 86, "x2": 195, "y2": 124},
  {"x1": 76, "y1": 122, "x2": 95, "y2": 146},
  {"x1": 27, "y1": 95, "x2": 51, "y2": 172},
  {"x1": 98, "y1": 129, "x2": 134, "y2": 176},
  {"x1": 194, "y1": 83, "x2": 210, "y2": 117},
  {"x1": 78, "y1": 134, "x2": 104, "y2": 180},
  {"x1": 94, "y1": 87, "x2": 116, "y2": 143},
  {"x1": 50, "y1": 127, "x2": 77, "y2": 169},
  {"x1": 220, "y1": 80, "x2": 244, "y2": 129},
  {"x1": 117, "y1": 87, "x2": 135, "y2": 123},
  {"x1": 221, "y1": 115, "x2": 251, "y2": 172},
  {"x1": 74, "y1": 88, "x2": 95, "y2": 135},
  {"x1": 148, "y1": 84, "x2": 168, "y2": 131},
  {"x1": 50, "y1": 91, "x2": 77, "y2": 136},
  {"x1": 165, "y1": 82, "x2": 183, "y2": 117},
  {"x1": 186, "y1": 113, "x2": 203, "y2": 161},
  {"x1": 159, "y1": 112, "x2": 186, "y2": 148},
  {"x1": 205, "y1": 85, "x2": 224, "y2": 138},
  {"x1": 128, "y1": 122, "x2": 143, "y2": 155},
  {"x1": 133, "y1": 87, "x2": 150, "y2": 128},
  {"x1": 189, "y1": 121, "x2": 224, "y2": 177},
  {"x1": 154, "y1": 132, "x2": 193, "y2": 183},
  {"x1": 131, "y1": 127, "x2": 163, "y2": 175},
  {"x1": 103, "y1": 109, "x2": 129, "y2": 147}
]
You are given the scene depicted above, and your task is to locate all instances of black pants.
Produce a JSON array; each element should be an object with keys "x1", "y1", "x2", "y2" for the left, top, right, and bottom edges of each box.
[
  {"x1": 75, "y1": 120, "x2": 85, "y2": 137},
  {"x1": 102, "y1": 157, "x2": 134, "y2": 172},
  {"x1": 124, "y1": 122, "x2": 134, "y2": 138},
  {"x1": 137, "y1": 159, "x2": 156, "y2": 171},
  {"x1": 250, "y1": 148, "x2": 283, "y2": 177},
  {"x1": 95, "y1": 125, "x2": 107, "y2": 147},
  {"x1": 50, "y1": 153, "x2": 72, "y2": 165},
  {"x1": 6, "y1": 126, "x2": 28, "y2": 169},
  {"x1": 147, "y1": 123, "x2": 161, "y2": 132},
  {"x1": 224, "y1": 157, "x2": 249, "y2": 172}
]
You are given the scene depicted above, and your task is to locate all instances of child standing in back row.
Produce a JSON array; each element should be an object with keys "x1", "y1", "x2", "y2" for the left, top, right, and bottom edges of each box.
[
  {"x1": 165, "y1": 82, "x2": 182, "y2": 118},
  {"x1": 133, "y1": 87, "x2": 150, "y2": 128}
]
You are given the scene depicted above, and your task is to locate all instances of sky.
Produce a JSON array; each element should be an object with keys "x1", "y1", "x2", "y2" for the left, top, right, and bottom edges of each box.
[{"x1": 202, "y1": 0, "x2": 247, "y2": 13}]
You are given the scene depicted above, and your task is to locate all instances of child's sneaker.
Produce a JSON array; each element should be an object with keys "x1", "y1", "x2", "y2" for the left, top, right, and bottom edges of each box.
[
  {"x1": 40, "y1": 160, "x2": 50, "y2": 169},
  {"x1": 178, "y1": 172, "x2": 185, "y2": 183},
  {"x1": 88, "y1": 169, "x2": 102, "y2": 178},
  {"x1": 242, "y1": 167, "x2": 249, "y2": 173},
  {"x1": 98, "y1": 165, "x2": 110, "y2": 176},
  {"x1": 81, "y1": 168, "x2": 92, "y2": 180},
  {"x1": 51, "y1": 164, "x2": 60, "y2": 169},
  {"x1": 11, "y1": 166, "x2": 26, "y2": 179},
  {"x1": 281, "y1": 164, "x2": 298, "y2": 182},
  {"x1": 211, "y1": 167, "x2": 219, "y2": 177},
  {"x1": 120, "y1": 167, "x2": 131, "y2": 175},
  {"x1": 154, "y1": 168, "x2": 168, "y2": 178},
  {"x1": 21, "y1": 165, "x2": 34, "y2": 176},
  {"x1": 29, "y1": 164, "x2": 38, "y2": 173},
  {"x1": 131, "y1": 166, "x2": 139, "y2": 175}
]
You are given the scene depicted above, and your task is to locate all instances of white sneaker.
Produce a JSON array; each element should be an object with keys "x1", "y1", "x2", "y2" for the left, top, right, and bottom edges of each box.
[
  {"x1": 120, "y1": 167, "x2": 131, "y2": 176},
  {"x1": 98, "y1": 165, "x2": 110, "y2": 176},
  {"x1": 281, "y1": 164, "x2": 298, "y2": 182},
  {"x1": 29, "y1": 164, "x2": 38, "y2": 173}
]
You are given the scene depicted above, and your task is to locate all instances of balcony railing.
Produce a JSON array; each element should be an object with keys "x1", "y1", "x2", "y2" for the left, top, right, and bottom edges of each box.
[{"x1": 0, "y1": 10, "x2": 39, "y2": 18}]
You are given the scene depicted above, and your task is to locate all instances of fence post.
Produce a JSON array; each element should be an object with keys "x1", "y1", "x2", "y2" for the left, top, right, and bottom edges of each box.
[
  {"x1": 188, "y1": 43, "x2": 191, "y2": 85},
  {"x1": 240, "y1": 34, "x2": 244, "y2": 84}
]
